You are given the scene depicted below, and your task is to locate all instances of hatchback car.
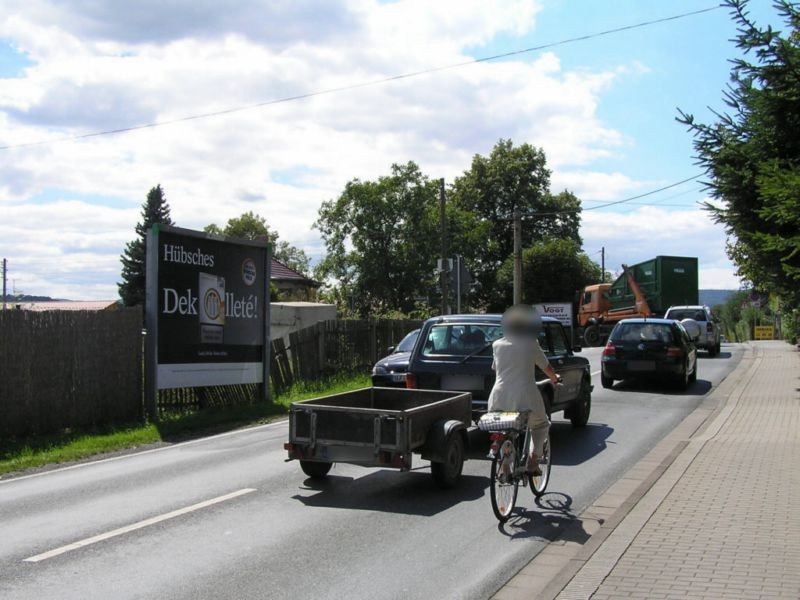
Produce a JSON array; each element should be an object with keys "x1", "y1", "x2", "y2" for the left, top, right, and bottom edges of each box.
[
  {"x1": 663, "y1": 305, "x2": 721, "y2": 356},
  {"x1": 601, "y1": 318, "x2": 698, "y2": 390},
  {"x1": 406, "y1": 314, "x2": 592, "y2": 427},
  {"x1": 371, "y1": 329, "x2": 420, "y2": 387}
]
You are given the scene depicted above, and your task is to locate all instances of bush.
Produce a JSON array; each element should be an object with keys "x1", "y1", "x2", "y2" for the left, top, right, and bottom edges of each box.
[{"x1": 782, "y1": 309, "x2": 799, "y2": 345}]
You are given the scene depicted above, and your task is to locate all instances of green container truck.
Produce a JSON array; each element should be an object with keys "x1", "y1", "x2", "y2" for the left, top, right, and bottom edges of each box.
[
  {"x1": 607, "y1": 256, "x2": 699, "y2": 314},
  {"x1": 577, "y1": 256, "x2": 699, "y2": 346}
]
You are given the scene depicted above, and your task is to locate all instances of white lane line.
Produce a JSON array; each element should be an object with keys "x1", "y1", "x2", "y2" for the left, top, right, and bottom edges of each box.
[
  {"x1": 591, "y1": 369, "x2": 601, "y2": 376},
  {"x1": 23, "y1": 488, "x2": 256, "y2": 563},
  {"x1": 0, "y1": 419, "x2": 288, "y2": 485}
]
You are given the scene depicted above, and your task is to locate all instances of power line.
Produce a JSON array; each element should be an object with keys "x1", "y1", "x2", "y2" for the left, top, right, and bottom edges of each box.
[
  {"x1": 513, "y1": 174, "x2": 704, "y2": 219},
  {"x1": 581, "y1": 185, "x2": 703, "y2": 207},
  {"x1": 582, "y1": 174, "x2": 703, "y2": 211},
  {"x1": 0, "y1": 5, "x2": 722, "y2": 151}
]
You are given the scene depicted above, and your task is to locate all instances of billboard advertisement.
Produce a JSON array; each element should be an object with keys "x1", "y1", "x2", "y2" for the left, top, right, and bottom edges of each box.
[{"x1": 145, "y1": 225, "x2": 270, "y2": 405}]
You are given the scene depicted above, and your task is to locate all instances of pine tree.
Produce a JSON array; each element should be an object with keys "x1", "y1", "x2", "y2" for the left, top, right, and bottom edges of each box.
[
  {"x1": 679, "y1": 0, "x2": 800, "y2": 303},
  {"x1": 118, "y1": 185, "x2": 174, "y2": 306}
]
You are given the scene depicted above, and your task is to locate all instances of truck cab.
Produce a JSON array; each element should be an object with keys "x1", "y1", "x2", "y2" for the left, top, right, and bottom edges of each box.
[{"x1": 578, "y1": 283, "x2": 612, "y2": 326}]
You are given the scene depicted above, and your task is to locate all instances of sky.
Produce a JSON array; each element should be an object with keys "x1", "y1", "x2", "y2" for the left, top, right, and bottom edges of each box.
[{"x1": 0, "y1": 0, "x2": 787, "y2": 300}]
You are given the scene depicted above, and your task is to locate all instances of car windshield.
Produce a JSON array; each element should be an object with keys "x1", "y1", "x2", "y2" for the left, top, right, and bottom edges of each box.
[
  {"x1": 395, "y1": 330, "x2": 419, "y2": 353},
  {"x1": 421, "y1": 323, "x2": 502, "y2": 357},
  {"x1": 668, "y1": 308, "x2": 706, "y2": 321},
  {"x1": 612, "y1": 323, "x2": 675, "y2": 344}
]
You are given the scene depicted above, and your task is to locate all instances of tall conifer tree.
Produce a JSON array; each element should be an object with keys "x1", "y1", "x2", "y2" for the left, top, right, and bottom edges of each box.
[{"x1": 118, "y1": 184, "x2": 174, "y2": 306}]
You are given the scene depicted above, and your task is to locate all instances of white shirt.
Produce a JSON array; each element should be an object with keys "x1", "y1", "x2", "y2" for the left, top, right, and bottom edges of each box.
[{"x1": 487, "y1": 335, "x2": 549, "y2": 413}]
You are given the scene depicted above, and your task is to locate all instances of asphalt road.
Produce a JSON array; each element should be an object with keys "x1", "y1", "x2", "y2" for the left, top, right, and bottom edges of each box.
[{"x1": 1, "y1": 344, "x2": 744, "y2": 600}]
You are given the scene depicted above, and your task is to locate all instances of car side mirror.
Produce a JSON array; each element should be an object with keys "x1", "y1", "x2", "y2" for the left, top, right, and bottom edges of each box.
[{"x1": 387, "y1": 346, "x2": 396, "y2": 354}]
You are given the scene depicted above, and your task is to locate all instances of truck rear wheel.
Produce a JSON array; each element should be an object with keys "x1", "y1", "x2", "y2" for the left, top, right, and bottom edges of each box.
[
  {"x1": 431, "y1": 433, "x2": 464, "y2": 489},
  {"x1": 300, "y1": 460, "x2": 332, "y2": 479},
  {"x1": 583, "y1": 325, "x2": 600, "y2": 347}
]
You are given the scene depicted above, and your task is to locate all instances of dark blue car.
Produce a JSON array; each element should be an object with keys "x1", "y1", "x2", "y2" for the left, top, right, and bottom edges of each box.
[
  {"x1": 601, "y1": 317, "x2": 698, "y2": 390},
  {"x1": 371, "y1": 329, "x2": 420, "y2": 387}
]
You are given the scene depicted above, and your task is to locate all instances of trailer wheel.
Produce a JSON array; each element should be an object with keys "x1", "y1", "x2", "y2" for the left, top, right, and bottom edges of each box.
[
  {"x1": 300, "y1": 460, "x2": 332, "y2": 479},
  {"x1": 583, "y1": 325, "x2": 600, "y2": 347},
  {"x1": 431, "y1": 433, "x2": 464, "y2": 489}
]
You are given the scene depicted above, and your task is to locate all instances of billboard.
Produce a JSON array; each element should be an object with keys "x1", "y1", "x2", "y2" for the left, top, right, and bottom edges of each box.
[
  {"x1": 533, "y1": 303, "x2": 573, "y2": 328},
  {"x1": 145, "y1": 225, "x2": 271, "y2": 413}
]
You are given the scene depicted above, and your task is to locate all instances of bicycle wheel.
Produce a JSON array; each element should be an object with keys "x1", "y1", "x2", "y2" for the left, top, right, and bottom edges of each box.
[
  {"x1": 490, "y1": 445, "x2": 519, "y2": 523},
  {"x1": 529, "y1": 431, "x2": 552, "y2": 498}
]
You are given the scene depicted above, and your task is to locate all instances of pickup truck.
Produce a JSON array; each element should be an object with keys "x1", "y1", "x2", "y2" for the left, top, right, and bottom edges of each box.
[{"x1": 406, "y1": 314, "x2": 592, "y2": 427}]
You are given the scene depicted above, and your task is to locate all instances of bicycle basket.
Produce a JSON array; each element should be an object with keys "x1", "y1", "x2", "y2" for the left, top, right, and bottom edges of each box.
[{"x1": 478, "y1": 411, "x2": 525, "y2": 432}]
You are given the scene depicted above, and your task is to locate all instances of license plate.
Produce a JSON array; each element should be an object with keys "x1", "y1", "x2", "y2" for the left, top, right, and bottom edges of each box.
[
  {"x1": 441, "y1": 374, "x2": 484, "y2": 390},
  {"x1": 391, "y1": 373, "x2": 406, "y2": 382},
  {"x1": 627, "y1": 360, "x2": 655, "y2": 371}
]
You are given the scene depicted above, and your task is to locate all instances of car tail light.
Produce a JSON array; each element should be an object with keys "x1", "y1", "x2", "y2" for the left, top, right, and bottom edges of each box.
[
  {"x1": 405, "y1": 373, "x2": 418, "y2": 389},
  {"x1": 666, "y1": 346, "x2": 683, "y2": 358},
  {"x1": 283, "y1": 442, "x2": 293, "y2": 451},
  {"x1": 602, "y1": 342, "x2": 616, "y2": 359}
]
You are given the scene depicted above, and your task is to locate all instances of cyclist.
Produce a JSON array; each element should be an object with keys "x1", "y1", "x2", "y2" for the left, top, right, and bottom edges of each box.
[{"x1": 488, "y1": 304, "x2": 561, "y2": 476}]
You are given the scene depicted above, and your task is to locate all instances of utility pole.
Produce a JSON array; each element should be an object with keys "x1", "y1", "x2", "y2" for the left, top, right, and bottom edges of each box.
[
  {"x1": 2, "y1": 258, "x2": 6, "y2": 310},
  {"x1": 439, "y1": 178, "x2": 449, "y2": 315},
  {"x1": 455, "y1": 254, "x2": 462, "y2": 313},
  {"x1": 601, "y1": 246, "x2": 605, "y2": 283},
  {"x1": 513, "y1": 209, "x2": 522, "y2": 305}
]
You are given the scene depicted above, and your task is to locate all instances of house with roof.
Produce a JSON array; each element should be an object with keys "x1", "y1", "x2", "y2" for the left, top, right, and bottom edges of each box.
[
  {"x1": 270, "y1": 257, "x2": 320, "y2": 301},
  {"x1": 11, "y1": 300, "x2": 121, "y2": 311}
]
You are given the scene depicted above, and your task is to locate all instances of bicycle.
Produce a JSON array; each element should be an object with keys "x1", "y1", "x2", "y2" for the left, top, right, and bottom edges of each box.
[{"x1": 478, "y1": 410, "x2": 552, "y2": 523}]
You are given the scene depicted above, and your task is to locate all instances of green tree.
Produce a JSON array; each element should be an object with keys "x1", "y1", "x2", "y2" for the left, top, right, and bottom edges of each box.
[
  {"x1": 204, "y1": 211, "x2": 310, "y2": 274},
  {"x1": 314, "y1": 162, "x2": 440, "y2": 316},
  {"x1": 118, "y1": 184, "x2": 174, "y2": 307},
  {"x1": 497, "y1": 238, "x2": 602, "y2": 305},
  {"x1": 715, "y1": 290, "x2": 749, "y2": 341},
  {"x1": 449, "y1": 139, "x2": 583, "y2": 310},
  {"x1": 679, "y1": 0, "x2": 800, "y2": 305}
]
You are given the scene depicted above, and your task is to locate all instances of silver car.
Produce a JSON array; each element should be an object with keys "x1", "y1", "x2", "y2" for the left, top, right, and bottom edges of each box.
[{"x1": 663, "y1": 305, "x2": 721, "y2": 356}]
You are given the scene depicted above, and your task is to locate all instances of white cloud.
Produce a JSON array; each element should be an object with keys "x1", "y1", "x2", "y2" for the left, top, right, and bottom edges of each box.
[
  {"x1": 0, "y1": 0, "x2": 678, "y2": 299},
  {"x1": 580, "y1": 205, "x2": 742, "y2": 290},
  {"x1": 553, "y1": 170, "x2": 642, "y2": 200}
]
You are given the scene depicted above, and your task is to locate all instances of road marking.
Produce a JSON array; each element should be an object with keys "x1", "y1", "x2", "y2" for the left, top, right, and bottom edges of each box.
[
  {"x1": 0, "y1": 419, "x2": 288, "y2": 485},
  {"x1": 591, "y1": 370, "x2": 601, "y2": 376},
  {"x1": 23, "y1": 488, "x2": 256, "y2": 563}
]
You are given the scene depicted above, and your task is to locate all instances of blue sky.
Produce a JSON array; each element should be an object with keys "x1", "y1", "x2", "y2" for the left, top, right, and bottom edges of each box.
[
  {"x1": 0, "y1": 0, "x2": 788, "y2": 299},
  {"x1": 0, "y1": 41, "x2": 32, "y2": 77}
]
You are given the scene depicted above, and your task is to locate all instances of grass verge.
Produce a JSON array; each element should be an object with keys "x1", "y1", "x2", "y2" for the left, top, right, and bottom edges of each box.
[{"x1": 0, "y1": 373, "x2": 371, "y2": 477}]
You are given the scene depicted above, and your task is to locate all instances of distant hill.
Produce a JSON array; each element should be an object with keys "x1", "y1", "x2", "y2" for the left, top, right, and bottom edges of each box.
[{"x1": 699, "y1": 289, "x2": 739, "y2": 307}]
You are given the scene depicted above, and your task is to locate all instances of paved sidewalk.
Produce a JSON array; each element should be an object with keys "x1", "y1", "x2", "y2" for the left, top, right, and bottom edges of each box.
[{"x1": 494, "y1": 341, "x2": 800, "y2": 600}]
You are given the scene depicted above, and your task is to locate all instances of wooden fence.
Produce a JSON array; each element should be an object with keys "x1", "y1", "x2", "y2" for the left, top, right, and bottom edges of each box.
[
  {"x1": 270, "y1": 319, "x2": 422, "y2": 394},
  {"x1": 0, "y1": 308, "x2": 143, "y2": 437},
  {"x1": 0, "y1": 311, "x2": 421, "y2": 432}
]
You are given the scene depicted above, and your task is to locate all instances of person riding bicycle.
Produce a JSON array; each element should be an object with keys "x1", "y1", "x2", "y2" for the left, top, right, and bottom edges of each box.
[{"x1": 488, "y1": 304, "x2": 561, "y2": 476}]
